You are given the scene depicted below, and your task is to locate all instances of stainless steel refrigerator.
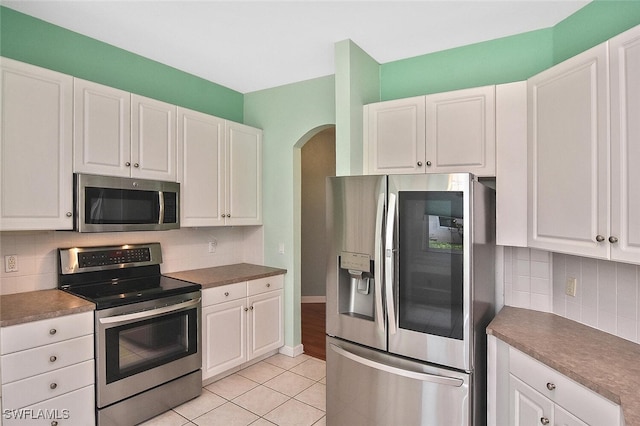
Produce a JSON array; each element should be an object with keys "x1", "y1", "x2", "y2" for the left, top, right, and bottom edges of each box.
[{"x1": 326, "y1": 173, "x2": 495, "y2": 426}]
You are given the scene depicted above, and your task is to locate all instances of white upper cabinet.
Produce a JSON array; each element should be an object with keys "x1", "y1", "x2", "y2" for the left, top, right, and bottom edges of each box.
[
  {"x1": 177, "y1": 107, "x2": 225, "y2": 227},
  {"x1": 225, "y1": 121, "x2": 262, "y2": 226},
  {"x1": 74, "y1": 78, "x2": 131, "y2": 177},
  {"x1": 74, "y1": 80, "x2": 177, "y2": 181},
  {"x1": 610, "y1": 24, "x2": 640, "y2": 263},
  {"x1": 364, "y1": 96, "x2": 426, "y2": 174},
  {"x1": 527, "y1": 43, "x2": 610, "y2": 258},
  {"x1": 364, "y1": 86, "x2": 496, "y2": 176},
  {"x1": 425, "y1": 85, "x2": 496, "y2": 175},
  {"x1": 131, "y1": 94, "x2": 177, "y2": 181},
  {"x1": 178, "y1": 109, "x2": 262, "y2": 227},
  {"x1": 0, "y1": 58, "x2": 74, "y2": 230}
]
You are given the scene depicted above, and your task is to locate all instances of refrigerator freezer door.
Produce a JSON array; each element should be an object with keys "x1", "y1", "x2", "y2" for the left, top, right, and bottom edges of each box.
[
  {"x1": 327, "y1": 336, "x2": 471, "y2": 426},
  {"x1": 326, "y1": 175, "x2": 387, "y2": 351}
]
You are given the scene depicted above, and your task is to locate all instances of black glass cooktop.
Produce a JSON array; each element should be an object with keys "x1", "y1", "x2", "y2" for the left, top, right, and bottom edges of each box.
[{"x1": 63, "y1": 274, "x2": 200, "y2": 309}]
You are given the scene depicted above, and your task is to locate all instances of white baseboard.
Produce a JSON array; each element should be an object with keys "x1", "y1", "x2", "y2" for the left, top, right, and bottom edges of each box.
[
  {"x1": 301, "y1": 296, "x2": 326, "y2": 303},
  {"x1": 279, "y1": 344, "x2": 304, "y2": 358}
]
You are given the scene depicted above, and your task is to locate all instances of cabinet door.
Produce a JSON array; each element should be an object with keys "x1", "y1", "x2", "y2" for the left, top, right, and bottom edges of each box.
[
  {"x1": 202, "y1": 299, "x2": 247, "y2": 380},
  {"x1": 247, "y1": 290, "x2": 283, "y2": 360},
  {"x1": 555, "y1": 406, "x2": 588, "y2": 426},
  {"x1": 365, "y1": 96, "x2": 426, "y2": 174},
  {"x1": 528, "y1": 43, "x2": 609, "y2": 258},
  {"x1": 225, "y1": 121, "x2": 262, "y2": 225},
  {"x1": 509, "y1": 375, "x2": 553, "y2": 426},
  {"x1": 0, "y1": 58, "x2": 73, "y2": 230},
  {"x1": 611, "y1": 25, "x2": 640, "y2": 263},
  {"x1": 131, "y1": 94, "x2": 177, "y2": 181},
  {"x1": 425, "y1": 85, "x2": 496, "y2": 176},
  {"x1": 74, "y1": 78, "x2": 131, "y2": 177},
  {"x1": 177, "y1": 107, "x2": 226, "y2": 227}
]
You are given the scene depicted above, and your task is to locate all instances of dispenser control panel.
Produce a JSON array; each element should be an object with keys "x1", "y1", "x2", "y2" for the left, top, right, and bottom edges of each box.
[{"x1": 340, "y1": 252, "x2": 370, "y2": 272}]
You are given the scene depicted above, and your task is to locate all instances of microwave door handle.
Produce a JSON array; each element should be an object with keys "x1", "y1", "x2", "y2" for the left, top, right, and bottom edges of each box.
[
  {"x1": 385, "y1": 192, "x2": 397, "y2": 335},
  {"x1": 374, "y1": 192, "x2": 385, "y2": 333},
  {"x1": 329, "y1": 344, "x2": 464, "y2": 387},
  {"x1": 158, "y1": 191, "x2": 165, "y2": 224}
]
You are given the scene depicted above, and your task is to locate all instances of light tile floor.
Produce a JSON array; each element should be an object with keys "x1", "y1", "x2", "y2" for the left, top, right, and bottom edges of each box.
[{"x1": 141, "y1": 354, "x2": 326, "y2": 426}]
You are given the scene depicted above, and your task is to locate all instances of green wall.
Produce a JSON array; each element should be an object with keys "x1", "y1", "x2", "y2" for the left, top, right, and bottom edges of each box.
[
  {"x1": 244, "y1": 76, "x2": 336, "y2": 352},
  {"x1": 0, "y1": 6, "x2": 243, "y2": 122}
]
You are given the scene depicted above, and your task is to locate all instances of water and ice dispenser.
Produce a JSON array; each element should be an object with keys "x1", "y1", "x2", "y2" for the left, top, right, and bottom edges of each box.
[{"x1": 338, "y1": 251, "x2": 375, "y2": 320}]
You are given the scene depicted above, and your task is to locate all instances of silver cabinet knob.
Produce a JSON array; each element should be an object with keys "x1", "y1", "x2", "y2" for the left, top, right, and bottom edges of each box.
[
  {"x1": 125, "y1": 162, "x2": 131, "y2": 167},
  {"x1": 66, "y1": 212, "x2": 72, "y2": 217},
  {"x1": 266, "y1": 283, "x2": 271, "y2": 288},
  {"x1": 244, "y1": 307, "x2": 249, "y2": 312},
  {"x1": 49, "y1": 329, "x2": 57, "y2": 335},
  {"x1": 51, "y1": 421, "x2": 58, "y2": 426},
  {"x1": 227, "y1": 214, "x2": 231, "y2": 218},
  {"x1": 426, "y1": 160, "x2": 432, "y2": 166},
  {"x1": 546, "y1": 382, "x2": 556, "y2": 391},
  {"x1": 134, "y1": 163, "x2": 139, "y2": 168},
  {"x1": 540, "y1": 417, "x2": 550, "y2": 425},
  {"x1": 224, "y1": 292, "x2": 229, "y2": 297},
  {"x1": 250, "y1": 306, "x2": 254, "y2": 310},
  {"x1": 49, "y1": 355, "x2": 57, "y2": 363},
  {"x1": 609, "y1": 236, "x2": 619, "y2": 244},
  {"x1": 596, "y1": 235, "x2": 605, "y2": 242},
  {"x1": 50, "y1": 382, "x2": 57, "y2": 390},
  {"x1": 417, "y1": 161, "x2": 423, "y2": 167}
]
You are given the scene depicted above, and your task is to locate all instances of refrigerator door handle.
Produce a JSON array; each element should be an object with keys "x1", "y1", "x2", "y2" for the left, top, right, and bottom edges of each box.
[
  {"x1": 374, "y1": 192, "x2": 385, "y2": 332},
  {"x1": 329, "y1": 343, "x2": 464, "y2": 387},
  {"x1": 385, "y1": 192, "x2": 397, "y2": 335}
]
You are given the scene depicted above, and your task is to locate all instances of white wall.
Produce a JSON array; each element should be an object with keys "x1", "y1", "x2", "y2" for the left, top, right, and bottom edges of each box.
[
  {"x1": 0, "y1": 227, "x2": 263, "y2": 295},
  {"x1": 501, "y1": 246, "x2": 640, "y2": 345}
]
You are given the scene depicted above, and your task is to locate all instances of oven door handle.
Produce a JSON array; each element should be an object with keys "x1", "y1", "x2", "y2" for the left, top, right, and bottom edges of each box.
[{"x1": 98, "y1": 297, "x2": 201, "y2": 324}]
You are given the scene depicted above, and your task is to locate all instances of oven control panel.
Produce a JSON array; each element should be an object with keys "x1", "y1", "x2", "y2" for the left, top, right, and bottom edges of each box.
[{"x1": 59, "y1": 243, "x2": 163, "y2": 274}]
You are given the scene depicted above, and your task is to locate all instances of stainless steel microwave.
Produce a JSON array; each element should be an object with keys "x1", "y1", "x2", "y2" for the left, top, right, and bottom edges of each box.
[{"x1": 74, "y1": 173, "x2": 180, "y2": 232}]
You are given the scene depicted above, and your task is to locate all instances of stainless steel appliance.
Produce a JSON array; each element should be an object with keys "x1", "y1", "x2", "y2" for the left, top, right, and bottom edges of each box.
[
  {"x1": 326, "y1": 173, "x2": 495, "y2": 426},
  {"x1": 59, "y1": 243, "x2": 202, "y2": 426},
  {"x1": 74, "y1": 173, "x2": 180, "y2": 232}
]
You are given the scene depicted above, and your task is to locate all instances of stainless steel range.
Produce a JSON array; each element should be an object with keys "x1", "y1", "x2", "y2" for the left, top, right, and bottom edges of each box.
[{"x1": 58, "y1": 243, "x2": 202, "y2": 426}]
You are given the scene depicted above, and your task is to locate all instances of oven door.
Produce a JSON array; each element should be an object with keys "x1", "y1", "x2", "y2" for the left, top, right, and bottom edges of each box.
[{"x1": 96, "y1": 292, "x2": 201, "y2": 408}]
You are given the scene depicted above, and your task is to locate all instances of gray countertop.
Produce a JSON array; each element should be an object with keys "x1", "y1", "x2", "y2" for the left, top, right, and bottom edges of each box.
[
  {"x1": 165, "y1": 263, "x2": 287, "y2": 289},
  {"x1": 487, "y1": 306, "x2": 640, "y2": 426},
  {"x1": 0, "y1": 289, "x2": 95, "y2": 327}
]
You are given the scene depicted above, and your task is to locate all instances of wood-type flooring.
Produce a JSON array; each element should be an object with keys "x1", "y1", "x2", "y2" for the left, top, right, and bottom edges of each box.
[{"x1": 301, "y1": 302, "x2": 326, "y2": 360}]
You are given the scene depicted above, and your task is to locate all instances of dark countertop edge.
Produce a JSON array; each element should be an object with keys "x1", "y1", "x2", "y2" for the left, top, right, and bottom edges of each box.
[
  {"x1": 198, "y1": 269, "x2": 287, "y2": 289},
  {"x1": 0, "y1": 294, "x2": 95, "y2": 328},
  {"x1": 487, "y1": 306, "x2": 640, "y2": 425}
]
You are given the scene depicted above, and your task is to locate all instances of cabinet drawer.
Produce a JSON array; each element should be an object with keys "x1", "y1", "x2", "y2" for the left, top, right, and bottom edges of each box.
[
  {"x1": 2, "y1": 385, "x2": 95, "y2": 426},
  {"x1": 202, "y1": 282, "x2": 247, "y2": 306},
  {"x1": 509, "y1": 347, "x2": 620, "y2": 425},
  {"x1": 247, "y1": 275, "x2": 284, "y2": 296},
  {"x1": 2, "y1": 360, "x2": 94, "y2": 410},
  {"x1": 1, "y1": 311, "x2": 93, "y2": 354},
  {"x1": 1, "y1": 335, "x2": 93, "y2": 384}
]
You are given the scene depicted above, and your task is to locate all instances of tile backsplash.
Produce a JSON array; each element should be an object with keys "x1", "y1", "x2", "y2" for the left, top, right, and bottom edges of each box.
[
  {"x1": 502, "y1": 246, "x2": 640, "y2": 345},
  {"x1": 0, "y1": 227, "x2": 263, "y2": 295}
]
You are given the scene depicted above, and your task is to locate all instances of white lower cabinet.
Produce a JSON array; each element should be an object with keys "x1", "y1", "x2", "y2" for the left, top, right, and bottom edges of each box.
[
  {"x1": 0, "y1": 311, "x2": 95, "y2": 426},
  {"x1": 202, "y1": 275, "x2": 284, "y2": 381},
  {"x1": 507, "y1": 347, "x2": 621, "y2": 426}
]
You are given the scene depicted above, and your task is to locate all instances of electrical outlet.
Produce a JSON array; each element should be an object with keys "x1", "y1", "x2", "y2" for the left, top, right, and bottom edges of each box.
[
  {"x1": 5, "y1": 255, "x2": 18, "y2": 273},
  {"x1": 208, "y1": 239, "x2": 218, "y2": 253},
  {"x1": 565, "y1": 277, "x2": 577, "y2": 297}
]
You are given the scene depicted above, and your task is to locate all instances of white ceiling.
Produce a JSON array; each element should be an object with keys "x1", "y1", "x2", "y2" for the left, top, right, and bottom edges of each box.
[{"x1": 2, "y1": 1, "x2": 590, "y2": 93}]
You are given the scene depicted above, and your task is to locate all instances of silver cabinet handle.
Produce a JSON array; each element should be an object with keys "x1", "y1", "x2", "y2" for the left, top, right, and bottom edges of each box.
[
  {"x1": 51, "y1": 421, "x2": 58, "y2": 426},
  {"x1": 244, "y1": 307, "x2": 249, "y2": 312},
  {"x1": 596, "y1": 235, "x2": 605, "y2": 242},
  {"x1": 417, "y1": 161, "x2": 423, "y2": 166},
  {"x1": 330, "y1": 344, "x2": 464, "y2": 386},
  {"x1": 227, "y1": 214, "x2": 231, "y2": 218},
  {"x1": 546, "y1": 382, "x2": 556, "y2": 391},
  {"x1": 222, "y1": 214, "x2": 226, "y2": 218},
  {"x1": 50, "y1": 382, "x2": 57, "y2": 390},
  {"x1": 426, "y1": 160, "x2": 432, "y2": 166},
  {"x1": 66, "y1": 212, "x2": 72, "y2": 217},
  {"x1": 609, "y1": 236, "x2": 619, "y2": 243},
  {"x1": 266, "y1": 283, "x2": 271, "y2": 288},
  {"x1": 49, "y1": 355, "x2": 57, "y2": 363},
  {"x1": 540, "y1": 417, "x2": 550, "y2": 425},
  {"x1": 224, "y1": 292, "x2": 229, "y2": 297},
  {"x1": 49, "y1": 329, "x2": 57, "y2": 335},
  {"x1": 125, "y1": 162, "x2": 131, "y2": 167},
  {"x1": 250, "y1": 306, "x2": 254, "y2": 310},
  {"x1": 134, "y1": 163, "x2": 140, "y2": 168}
]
